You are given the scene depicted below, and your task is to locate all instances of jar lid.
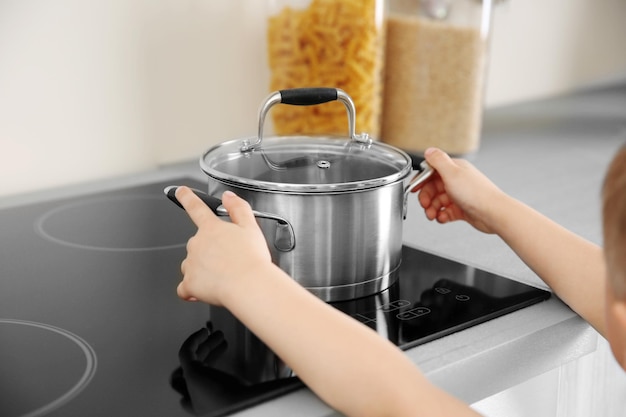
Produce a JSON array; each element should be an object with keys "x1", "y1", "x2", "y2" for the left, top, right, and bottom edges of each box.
[{"x1": 200, "y1": 135, "x2": 412, "y2": 193}]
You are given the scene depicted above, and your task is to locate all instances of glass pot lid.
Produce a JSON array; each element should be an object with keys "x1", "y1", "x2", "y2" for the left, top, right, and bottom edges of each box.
[
  {"x1": 200, "y1": 135, "x2": 412, "y2": 193},
  {"x1": 200, "y1": 88, "x2": 412, "y2": 193}
]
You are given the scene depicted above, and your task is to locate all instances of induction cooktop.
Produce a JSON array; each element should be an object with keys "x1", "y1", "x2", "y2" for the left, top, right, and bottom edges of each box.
[{"x1": 0, "y1": 178, "x2": 550, "y2": 417}]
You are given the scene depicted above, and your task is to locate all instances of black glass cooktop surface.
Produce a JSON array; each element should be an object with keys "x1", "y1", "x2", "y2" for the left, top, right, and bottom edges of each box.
[{"x1": 0, "y1": 178, "x2": 550, "y2": 417}]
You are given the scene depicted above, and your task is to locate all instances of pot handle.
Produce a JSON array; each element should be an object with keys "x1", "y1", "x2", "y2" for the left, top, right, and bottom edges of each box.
[
  {"x1": 164, "y1": 186, "x2": 296, "y2": 252},
  {"x1": 240, "y1": 87, "x2": 371, "y2": 152},
  {"x1": 402, "y1": 161, "x2": 435, "y2": 219}
]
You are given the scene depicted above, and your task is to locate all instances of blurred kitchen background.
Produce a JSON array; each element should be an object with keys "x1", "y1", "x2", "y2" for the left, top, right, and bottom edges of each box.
[
  {"x1": 1, "y1": 0, "x2": 625, "y2": 198},
  {"x1": 1, "y1": 1, "x2": 626, "y2": 416}
]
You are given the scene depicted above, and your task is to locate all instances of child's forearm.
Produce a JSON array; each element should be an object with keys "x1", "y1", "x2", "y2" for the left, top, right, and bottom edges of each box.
[
  {"x1": 492, "y1": 194, "x2": 606, "y2": 335},
  {"x1": 221, "y1": 263, "x2": 481, "y2": 417}
]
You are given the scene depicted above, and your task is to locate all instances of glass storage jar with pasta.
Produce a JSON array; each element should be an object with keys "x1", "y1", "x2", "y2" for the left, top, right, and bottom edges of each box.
[
  {"x1": 266, "y1": 0, "x2": 385, "y2": 138},
  {"x1": 381, "y1": 0, "x2": 494, "y2": 157}
]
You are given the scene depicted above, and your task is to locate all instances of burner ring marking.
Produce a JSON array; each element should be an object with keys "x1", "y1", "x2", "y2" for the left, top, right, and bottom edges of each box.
[{"x1": 0, "y1": 319, "x2": 97, "y2": 417}]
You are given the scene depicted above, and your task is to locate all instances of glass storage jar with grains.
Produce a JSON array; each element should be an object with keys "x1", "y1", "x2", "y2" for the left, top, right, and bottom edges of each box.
[
  {"x1": 266, "y1": 0, "x2": 385, "y2": 138},
  {"x1": 382, "y1": 0, "x2": 494, "y2": 157}
]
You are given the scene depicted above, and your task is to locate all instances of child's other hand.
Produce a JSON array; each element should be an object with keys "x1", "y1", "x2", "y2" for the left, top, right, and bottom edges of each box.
[
  {"x1": 412, "y1": 147, "x2": 505, "y2": 234},
  {"x1": 175, "y1": 187, "x2": 272, "y2": 306}
]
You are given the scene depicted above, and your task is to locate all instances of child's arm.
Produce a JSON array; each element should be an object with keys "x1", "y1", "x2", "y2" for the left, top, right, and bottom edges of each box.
[
  {"x1": 489, "y1": 192, "x2": 606, "y2": 335},
  {"x1": 175, "y1": 187, "x2": 482, "y2": 417},
  {"x1": 416, "y1": 148, "x2": 607, "y2": 336}
]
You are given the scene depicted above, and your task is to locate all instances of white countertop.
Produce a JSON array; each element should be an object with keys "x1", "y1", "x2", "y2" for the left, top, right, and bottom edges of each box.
[{"x1": 2, "y1": 83, "x2": 625, "y2": 416}]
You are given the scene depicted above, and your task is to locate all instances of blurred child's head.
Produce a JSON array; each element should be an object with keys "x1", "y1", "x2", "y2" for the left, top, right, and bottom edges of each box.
[{"x1": 602, "y1": 144, "x2": 626, "y2": 369}]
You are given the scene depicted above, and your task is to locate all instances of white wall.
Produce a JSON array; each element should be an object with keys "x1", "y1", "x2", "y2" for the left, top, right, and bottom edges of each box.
[
  {"x1": 486, "y1": 0, "x2": 626, "y2": 106},
  {"x1": 0, "y1": 0, "x2": 270, "y2": 197},
  {"x1": 0, "y1": 1, "x2": 155, "y2": 196},
  {"x1": 1, "y1": 0, "x2": 626, "y2": 197}
]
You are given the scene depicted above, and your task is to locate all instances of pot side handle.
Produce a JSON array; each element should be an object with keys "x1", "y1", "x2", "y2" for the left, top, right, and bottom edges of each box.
[
  {"x1": 164, "y1": 186, "x2": 296, "y2": 252},
  {"x1": 402, "y1": 161, "x2": 435, "y2": 219},
  {"x1": 165, "y1": 185, "x2": 223, "y2": 213}
]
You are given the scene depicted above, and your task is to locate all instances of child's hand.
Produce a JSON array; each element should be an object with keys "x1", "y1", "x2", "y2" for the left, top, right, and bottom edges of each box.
[
  {"x1": 412, "y1": 148, "x2": 505, "y2": 235},
  {"x1": 175, "y1": 187, "x2": 272, "y2": 306}
]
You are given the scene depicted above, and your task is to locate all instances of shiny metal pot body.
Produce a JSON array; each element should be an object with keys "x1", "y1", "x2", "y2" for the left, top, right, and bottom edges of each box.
[
  {"x1": 200, "y1": 88, "x2": 432, "y2": 302},
  {"x1": 207, "y1": 177, "x2": 405, "y2": 301}
]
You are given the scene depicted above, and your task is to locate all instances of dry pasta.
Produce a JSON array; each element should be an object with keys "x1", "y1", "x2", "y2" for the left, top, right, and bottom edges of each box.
[{"x1": 267, "y1": 0, "x2": 384, "y2": 138}]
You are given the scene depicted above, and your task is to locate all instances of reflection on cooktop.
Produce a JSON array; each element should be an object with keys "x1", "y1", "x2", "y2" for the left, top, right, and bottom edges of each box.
[{"x1": 170, "y1": 322, "x2": 301, "y2": 417}]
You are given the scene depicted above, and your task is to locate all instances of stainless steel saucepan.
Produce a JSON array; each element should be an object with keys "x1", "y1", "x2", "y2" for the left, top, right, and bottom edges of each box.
[{"x1": 166, "y1": 88, "x2": 433, "y2": 302}]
